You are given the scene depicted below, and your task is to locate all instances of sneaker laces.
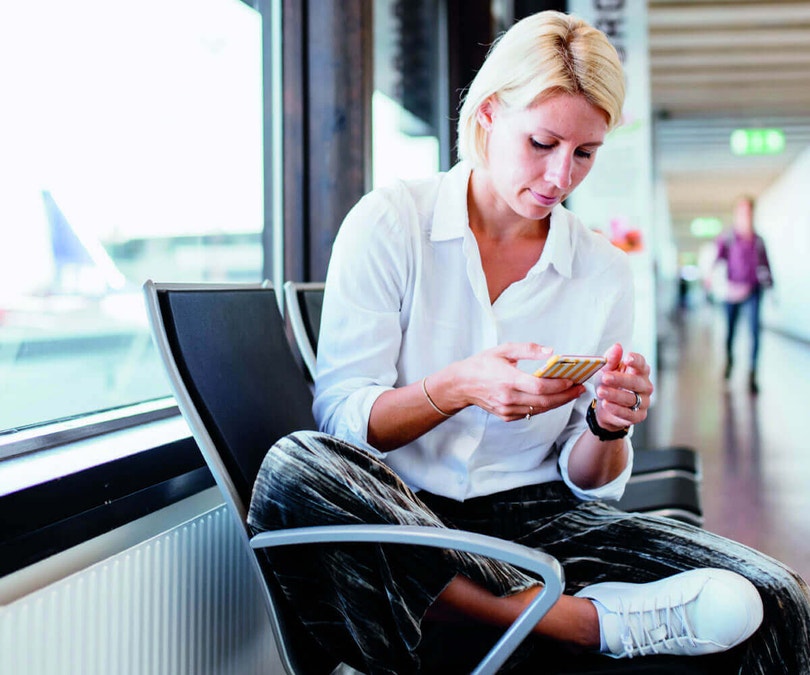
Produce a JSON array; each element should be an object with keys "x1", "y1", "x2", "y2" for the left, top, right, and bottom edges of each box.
[{"x1": 614, "y1": 582, "x2": 706, "y2": 658}]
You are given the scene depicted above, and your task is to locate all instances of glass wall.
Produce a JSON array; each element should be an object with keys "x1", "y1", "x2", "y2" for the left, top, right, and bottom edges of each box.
[
  {"x1": 372, "y1": 0, "x2": 443, "y2": 187},
  {"x1": 0, "y1": 0, "x2": 265, "y2": 433}
]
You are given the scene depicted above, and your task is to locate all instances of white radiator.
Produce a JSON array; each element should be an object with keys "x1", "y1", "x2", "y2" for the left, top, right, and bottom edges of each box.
[{"x1": 0, "y1": 499, "x2": 282, "y2": 675}]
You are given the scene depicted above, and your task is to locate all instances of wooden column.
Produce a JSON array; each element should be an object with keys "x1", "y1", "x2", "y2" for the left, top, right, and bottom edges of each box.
[{"x1": 282, "y1": 0, "x2": 372, "y2": 283}]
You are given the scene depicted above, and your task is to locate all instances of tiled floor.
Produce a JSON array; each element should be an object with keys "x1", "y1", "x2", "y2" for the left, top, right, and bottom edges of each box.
[{"x1": 642, "y1": 299, "x2": 810, "y2": 583}]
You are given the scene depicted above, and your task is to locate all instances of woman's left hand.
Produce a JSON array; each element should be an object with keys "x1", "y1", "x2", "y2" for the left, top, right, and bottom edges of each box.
[{"x1": 593, "y1": 343, "x2": 654, "y2": 432}]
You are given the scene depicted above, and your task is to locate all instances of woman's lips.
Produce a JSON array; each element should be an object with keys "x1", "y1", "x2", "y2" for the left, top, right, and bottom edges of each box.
[{"x1": 529, "y1": 189, "x2": 559, "y2": 207}]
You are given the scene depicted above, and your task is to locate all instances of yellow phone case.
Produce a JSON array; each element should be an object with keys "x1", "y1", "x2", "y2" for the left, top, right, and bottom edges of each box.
[{"x1": 533, "y1": 355, "x2": 606, "y2": 384}]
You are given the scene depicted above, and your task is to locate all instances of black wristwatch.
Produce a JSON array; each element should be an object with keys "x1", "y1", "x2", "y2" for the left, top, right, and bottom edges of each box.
[{"x1": 586, "y1": 398, "x2": 629, "y2": 441}]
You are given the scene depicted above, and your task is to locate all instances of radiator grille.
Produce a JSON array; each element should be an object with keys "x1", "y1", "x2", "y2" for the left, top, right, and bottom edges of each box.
[{"x1": 0, "y1": 505, "x2": 281, "y2": 674}]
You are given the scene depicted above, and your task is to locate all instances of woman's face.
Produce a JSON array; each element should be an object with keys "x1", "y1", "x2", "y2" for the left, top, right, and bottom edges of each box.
[{"x1": 476, "y1": 93, "x2": 608, "y2": 221}]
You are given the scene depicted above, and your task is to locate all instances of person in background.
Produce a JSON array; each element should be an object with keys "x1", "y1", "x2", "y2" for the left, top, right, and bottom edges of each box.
[
  {"x1": 248, "y1": 11, "x2": 809, "y2": 674},
  {"x1": 715, "y1": 196, "x2": 773, "y2": 394}
]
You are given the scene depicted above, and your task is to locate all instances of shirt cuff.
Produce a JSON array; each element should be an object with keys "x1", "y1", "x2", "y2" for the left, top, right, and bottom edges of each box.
[
  {"x1": 558, "y1": 434, "x2": 634, "y2": 502},
  {"x1": 318, "y1": 384, "x2": 391, "y2": 457}
]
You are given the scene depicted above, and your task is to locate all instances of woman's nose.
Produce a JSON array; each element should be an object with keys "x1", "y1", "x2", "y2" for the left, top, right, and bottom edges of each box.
[{"x1": 545, "y1": 152, "x2": 573, "y2": 189}]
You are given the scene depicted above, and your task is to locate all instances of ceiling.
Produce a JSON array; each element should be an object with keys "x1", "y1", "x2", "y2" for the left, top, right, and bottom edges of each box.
[{"x1": 649, "y1": 0, "x2": 810, "y2": 251}]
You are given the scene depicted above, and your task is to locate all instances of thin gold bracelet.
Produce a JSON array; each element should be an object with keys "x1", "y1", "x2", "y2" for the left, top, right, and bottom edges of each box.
[{"x1": 421, "y1": 376, "x2": 453, "y2": 418}]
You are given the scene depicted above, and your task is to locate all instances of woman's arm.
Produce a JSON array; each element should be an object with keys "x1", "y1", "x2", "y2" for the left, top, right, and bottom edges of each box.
[
  {"x1": 367, "y1": 342, "x2": 585, "y2": 451},
  {"x1": 565, "y1": 345, "x2": 652, "y2": 490}
]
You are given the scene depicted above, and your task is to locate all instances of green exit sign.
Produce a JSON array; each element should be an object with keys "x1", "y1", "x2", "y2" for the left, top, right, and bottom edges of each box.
[{"x1": 730, "y1": 128, "x2": 785, "y2": 156}]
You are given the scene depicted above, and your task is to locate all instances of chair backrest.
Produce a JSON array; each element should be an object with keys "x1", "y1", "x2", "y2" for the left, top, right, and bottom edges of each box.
[
  {"x1": 283, "y1": 281, "x2": 325, "y2": 382},
  {"x1": 143, "y1": 280, "x2": 334, "y2": 674}
]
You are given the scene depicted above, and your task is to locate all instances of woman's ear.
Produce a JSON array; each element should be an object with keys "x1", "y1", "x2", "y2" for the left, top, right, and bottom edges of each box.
[{"x1": 476, "y1": 99, "x2": 495, "y2": 132}]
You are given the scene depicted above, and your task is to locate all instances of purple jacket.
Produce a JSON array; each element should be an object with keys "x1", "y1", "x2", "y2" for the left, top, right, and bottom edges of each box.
[{"x1": 717, "y1": 231, "x2": 772, "y2": 288}]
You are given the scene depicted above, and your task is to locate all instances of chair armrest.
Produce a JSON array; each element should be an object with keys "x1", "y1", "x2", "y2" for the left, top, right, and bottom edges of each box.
[{"x1": 250, "y1": 524, "x2": 564, "y2": 675}]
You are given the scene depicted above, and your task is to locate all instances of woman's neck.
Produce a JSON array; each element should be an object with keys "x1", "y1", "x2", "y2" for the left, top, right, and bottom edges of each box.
[{"x1": 466, "y1": 172, "x2": 549, "y2": 303}]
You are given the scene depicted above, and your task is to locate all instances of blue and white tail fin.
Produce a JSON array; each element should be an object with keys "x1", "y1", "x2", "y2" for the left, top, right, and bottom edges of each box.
[{"x1": 41, "y1": 190, "x2": 127, "y2": 295}]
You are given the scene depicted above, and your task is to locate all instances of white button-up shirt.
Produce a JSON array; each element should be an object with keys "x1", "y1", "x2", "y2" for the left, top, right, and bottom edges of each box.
[{"x1": 313, "y1": 162, "x2": 634, "y2": 502}]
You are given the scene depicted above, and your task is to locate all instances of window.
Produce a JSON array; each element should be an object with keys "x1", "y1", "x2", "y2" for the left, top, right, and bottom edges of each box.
[
  {"x1": 372, "y1": 0, "x2": 445, "y2": 187},
  {"x1": 0, "y1": 0, "x2": 265, "y2": 434}
]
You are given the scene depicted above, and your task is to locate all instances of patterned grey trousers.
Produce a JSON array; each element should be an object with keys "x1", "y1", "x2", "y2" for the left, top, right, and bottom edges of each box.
[{"x1": 247, "y1": 431, "x2": 810, "y2": 674}]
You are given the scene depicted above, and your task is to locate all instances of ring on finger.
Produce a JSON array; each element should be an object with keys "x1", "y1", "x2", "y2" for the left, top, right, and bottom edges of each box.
[
  {"x1": 525, "y1": 405, "x2": 534, "y2": 421},
  {"x1": 630, "y1": 392, "x2": 642, "y2": 412}
]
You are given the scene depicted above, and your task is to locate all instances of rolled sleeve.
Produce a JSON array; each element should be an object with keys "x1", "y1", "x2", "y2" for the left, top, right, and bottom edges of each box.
[
  {"x1": 558, "y1": 432, "x2": 634, "y2": 502},
  {"x1": 316, "y1": 382, "x2": 390, "y2": 456}
]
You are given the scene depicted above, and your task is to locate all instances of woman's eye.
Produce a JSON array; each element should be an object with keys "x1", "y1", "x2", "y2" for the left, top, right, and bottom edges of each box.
[
  {"x1": 530, "y1": 138, "x2": 552, "y2": 150},
  {"x1": 575, "y1": 149, "x2": 593, "y2": 159}
]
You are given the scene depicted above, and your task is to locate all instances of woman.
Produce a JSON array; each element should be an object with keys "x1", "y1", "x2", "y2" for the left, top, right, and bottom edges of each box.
[{"x1": 249, "y1": 11, "x2": 809, "y2": 674}]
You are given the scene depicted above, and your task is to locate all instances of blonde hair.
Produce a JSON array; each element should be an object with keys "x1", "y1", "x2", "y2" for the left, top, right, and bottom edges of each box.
[{"x1": 457, "y1": 10, "x2": 626, "y2": 167}]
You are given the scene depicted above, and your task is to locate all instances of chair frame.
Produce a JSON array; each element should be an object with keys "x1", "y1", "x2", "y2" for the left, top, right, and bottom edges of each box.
[
  {"x1": 143, "y1": 280, "x2": 565, "y2": 675},
  {"x1": 283, "y1": 280, "x2": 324, "y2": 382}
]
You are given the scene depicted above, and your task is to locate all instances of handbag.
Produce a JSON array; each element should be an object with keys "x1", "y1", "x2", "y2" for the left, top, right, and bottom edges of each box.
[{"x1": 756, "y1": 265, "x2": 773, "y2": 289}]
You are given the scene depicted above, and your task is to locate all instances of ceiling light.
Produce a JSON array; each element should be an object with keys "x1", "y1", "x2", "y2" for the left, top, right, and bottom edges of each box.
[{"x1": 690, "y1": 217, "x2": 723, "y2": 238}]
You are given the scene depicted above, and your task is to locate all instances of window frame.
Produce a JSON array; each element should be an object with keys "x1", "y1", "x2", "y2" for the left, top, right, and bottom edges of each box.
[{"x1": 0, "y1": 398, "x2": 179, "y2": 463}]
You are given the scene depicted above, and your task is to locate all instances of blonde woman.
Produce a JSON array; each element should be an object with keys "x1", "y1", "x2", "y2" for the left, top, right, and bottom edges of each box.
[{"x1": 249, "y1": 11, "x2": 808, "y2": 673}]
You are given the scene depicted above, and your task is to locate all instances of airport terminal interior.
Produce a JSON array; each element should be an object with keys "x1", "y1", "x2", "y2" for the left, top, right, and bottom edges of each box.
[{"x1": 2, "y1": 0, "x2": 810, "y2": 672}]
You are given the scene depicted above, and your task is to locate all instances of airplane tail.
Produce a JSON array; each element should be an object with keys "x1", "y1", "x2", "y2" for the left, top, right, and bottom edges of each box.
[{"x1": 41, "y1": 190, "x2": 127, "y2": 295}]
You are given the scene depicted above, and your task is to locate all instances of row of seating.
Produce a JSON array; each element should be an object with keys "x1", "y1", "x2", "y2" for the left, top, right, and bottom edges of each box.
[
  {"x1": 143, "y1": 280, "x2": 705, "y2": 674},
  {"x1": 282, "y1": 281, "x2": 703, "y2": 526}
]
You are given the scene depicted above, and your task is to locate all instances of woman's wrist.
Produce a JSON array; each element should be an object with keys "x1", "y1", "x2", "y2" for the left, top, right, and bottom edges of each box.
[
  {"x1": 422, "y1": 376, "x2": 453, "y2": 417},
  {"x1": 422, "y1": 367, "x2": 466, "y2": 417},
  {"x1": 586, "y1": 399, "x2": 629, "y2": 440}
]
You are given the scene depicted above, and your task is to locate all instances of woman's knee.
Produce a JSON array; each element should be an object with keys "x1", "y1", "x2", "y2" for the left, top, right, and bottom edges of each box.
[
  {"x1": 249, "y1": 430, "x2": 420, "y2": 530},
  {"x1": 747, "y1": 557, "x2": 810, "y2": 610}
]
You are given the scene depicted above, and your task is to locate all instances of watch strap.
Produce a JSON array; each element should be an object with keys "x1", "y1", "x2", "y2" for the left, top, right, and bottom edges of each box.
[{"x1": 586, "y1": 398, "x2": 629, "y2": 441}]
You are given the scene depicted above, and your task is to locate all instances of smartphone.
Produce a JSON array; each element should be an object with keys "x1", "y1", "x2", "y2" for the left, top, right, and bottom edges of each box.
[{"x1": 532, "y1": 355, "x2": 607, "y2": 384}]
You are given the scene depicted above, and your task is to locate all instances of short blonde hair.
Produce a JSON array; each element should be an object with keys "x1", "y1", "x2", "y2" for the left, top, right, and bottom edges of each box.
[{"x1": 457, "y1": 11, "x2": 626, "y2": 167}]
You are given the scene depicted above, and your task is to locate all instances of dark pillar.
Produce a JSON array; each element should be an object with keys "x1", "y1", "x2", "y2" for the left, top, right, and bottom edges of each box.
[{"x1": 282, "y1": 0, "x2": 372, "y2": 282}]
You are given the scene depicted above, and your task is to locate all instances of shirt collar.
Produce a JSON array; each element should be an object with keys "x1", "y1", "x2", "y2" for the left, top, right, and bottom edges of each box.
[
  {"x1": 429, "y1": 161, "x2": 575, "y2": 278},
  {"x1": 536, "y1": 207, "x2": 574, "y2": 279},
  {"x1": 430, "y1": 162, "x2": 473, "y2": 242}
]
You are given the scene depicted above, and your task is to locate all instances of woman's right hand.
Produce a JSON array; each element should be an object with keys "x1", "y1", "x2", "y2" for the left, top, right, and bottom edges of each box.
[
  {"x1": 436, "y1": 342, "x2": 586, "y2": 422},
  {"x1": 368, "y1": 343, "x2": 585, "y2": 451}
]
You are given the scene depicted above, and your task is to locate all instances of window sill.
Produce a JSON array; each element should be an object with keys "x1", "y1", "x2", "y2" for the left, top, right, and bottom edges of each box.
[{"x1": 0, "y1": 398, "x2": 182, "y2": 466}]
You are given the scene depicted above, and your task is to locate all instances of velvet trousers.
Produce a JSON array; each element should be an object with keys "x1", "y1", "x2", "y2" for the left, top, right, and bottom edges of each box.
[{"x1": 247, "y1": 431, "x2": 810, "y2": 675}]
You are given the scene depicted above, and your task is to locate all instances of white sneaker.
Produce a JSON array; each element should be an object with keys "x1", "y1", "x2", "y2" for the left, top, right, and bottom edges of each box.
[{"x1": 575, "y1": 568, "x2": 763, "y2": 659}]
